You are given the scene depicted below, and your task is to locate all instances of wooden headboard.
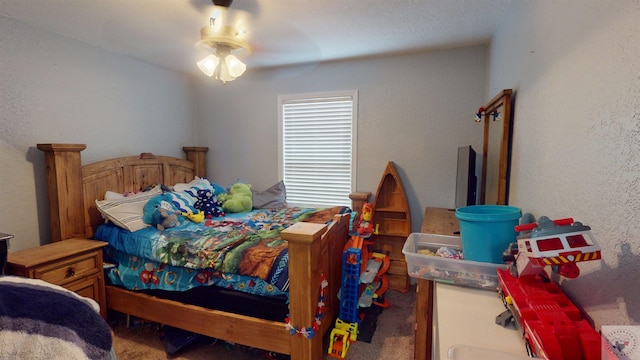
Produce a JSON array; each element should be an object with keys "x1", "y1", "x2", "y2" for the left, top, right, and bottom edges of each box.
[{"x1": 37, "y1": 144, "x2": 209, "y2": 242}]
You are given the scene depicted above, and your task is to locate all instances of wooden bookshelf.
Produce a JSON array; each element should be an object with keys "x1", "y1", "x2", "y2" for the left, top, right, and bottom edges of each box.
[{"x1": 371, "y1": 161, "x2": 411, "y2": 292}]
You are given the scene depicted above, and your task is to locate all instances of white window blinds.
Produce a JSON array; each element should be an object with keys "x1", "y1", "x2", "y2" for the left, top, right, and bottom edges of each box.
[{"x1": 279, "y1": 91, "x2": 357, "y2": 208}]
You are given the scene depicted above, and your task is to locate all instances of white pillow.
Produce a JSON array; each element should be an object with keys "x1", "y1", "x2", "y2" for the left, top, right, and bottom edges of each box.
[
  {"x1": 104, "y1": 191, "x2": 124, "y2": 200},
  {"x1": 95, "y1": 187, "x2": 162, "y2": 232}
]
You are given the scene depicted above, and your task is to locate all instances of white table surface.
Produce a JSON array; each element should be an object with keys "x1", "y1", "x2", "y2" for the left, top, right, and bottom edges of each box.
[{"x1": 434, "y1": 282, "x2": 529, "y2": 359}]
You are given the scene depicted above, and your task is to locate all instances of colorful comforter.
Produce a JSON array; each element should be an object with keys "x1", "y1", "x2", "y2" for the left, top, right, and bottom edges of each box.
[
  {"x1": 0, "y1": 276, "x2": 114, "y2": 360},
  {"x1": 95, "y1": 206, "x2": 347, "y2": 296}
]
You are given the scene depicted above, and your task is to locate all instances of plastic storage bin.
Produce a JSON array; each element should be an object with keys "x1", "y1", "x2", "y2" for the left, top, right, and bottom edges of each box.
[
  {"x1": 402, "y1": 233, "x2": 506, "y2": 290},
  {"x1": 455, "y1": 205, "x2": 521, "y2": 264}
]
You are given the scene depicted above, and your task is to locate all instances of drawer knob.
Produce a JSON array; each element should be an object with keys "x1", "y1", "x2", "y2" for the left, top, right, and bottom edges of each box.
[{"x1": 65, "y1": 267, "x2": 76, "y2": 278}]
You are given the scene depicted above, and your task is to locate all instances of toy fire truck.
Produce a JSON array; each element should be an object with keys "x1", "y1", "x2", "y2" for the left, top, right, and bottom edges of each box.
[{"x1": 497, "y1": 215, "x2": 617, "y2": 360}]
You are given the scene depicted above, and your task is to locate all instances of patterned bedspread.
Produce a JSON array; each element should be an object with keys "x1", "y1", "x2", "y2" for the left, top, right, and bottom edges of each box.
[
  {"x1": 0, "y1": 276, "x2": 114, "y2": 360},
  {"x1": 95, "y1": 206, "x2": 347, "y2": 295}
]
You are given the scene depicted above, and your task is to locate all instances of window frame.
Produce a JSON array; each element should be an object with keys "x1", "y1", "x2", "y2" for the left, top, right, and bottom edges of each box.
[{"x1": 277, "y1": 90, "x2": 358, "y2": 208}]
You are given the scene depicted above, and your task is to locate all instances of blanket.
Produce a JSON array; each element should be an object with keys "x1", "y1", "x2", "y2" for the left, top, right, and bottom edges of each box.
[
  {"x1": 97, "y1": 206, "x2": 347, "y2": 294},
  {"x1": 0, "y1": 276, "x2": 113, "y2": 360}
]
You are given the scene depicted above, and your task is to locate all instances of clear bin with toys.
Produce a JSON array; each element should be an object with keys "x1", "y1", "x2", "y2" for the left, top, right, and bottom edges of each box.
[{"x1": 402, "y1": 233, "x2": 507, "y2": 290}]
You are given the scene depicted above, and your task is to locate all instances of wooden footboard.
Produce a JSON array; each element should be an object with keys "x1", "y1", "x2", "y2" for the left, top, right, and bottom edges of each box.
[
  {"x1": 106, "y1": 286, "x2": 292, "y2": 353},
  {"x1": 37, "y1": 143, "x2": 357, "y2": 359},
  {"x1": 106, "y1": 213, "x2": 351, "y2": 359},
  {"x1": 283, "y1": 214, "x2": 351, "y2": 358}
]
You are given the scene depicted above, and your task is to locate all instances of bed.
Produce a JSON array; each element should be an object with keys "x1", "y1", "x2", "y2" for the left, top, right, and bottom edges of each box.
[
  {"x1": 37, "y1": 143, "x2": 369, "y2": 360},
  {"x1": 0, "y1": 276, "x2": 115, "y2": 360}
]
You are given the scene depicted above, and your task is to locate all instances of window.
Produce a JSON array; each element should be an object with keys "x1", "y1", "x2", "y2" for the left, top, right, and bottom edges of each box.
[
  {"x1": 278, "y1": 91, "x2": 357, "y2": 207},
  {"x1": 536, "y1": 238, "x2": 564, "y2": 252},
  {"x1": 567, "y1": 234, "x2": 590, "y2": 248}
]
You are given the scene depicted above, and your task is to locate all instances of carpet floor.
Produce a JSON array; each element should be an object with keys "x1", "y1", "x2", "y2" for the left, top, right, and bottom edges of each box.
[{"x1": 110, "y1": 286, "x2": 417, "y2": 360}]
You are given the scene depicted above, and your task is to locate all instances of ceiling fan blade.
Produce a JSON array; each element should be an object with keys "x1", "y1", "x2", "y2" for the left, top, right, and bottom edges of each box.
[{"x1": 189, "y1": 0, "x2": 261, "y2": 16}]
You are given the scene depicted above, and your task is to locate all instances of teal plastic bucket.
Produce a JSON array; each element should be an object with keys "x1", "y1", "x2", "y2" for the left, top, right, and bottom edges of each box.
[{"x1": 455, "y1": 205, "x2": 522, "y2": 264}]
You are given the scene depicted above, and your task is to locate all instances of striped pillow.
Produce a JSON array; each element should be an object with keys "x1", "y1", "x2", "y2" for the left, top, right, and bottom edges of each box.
[{"x1": 95, "y1": 187, "x2": 162, "y2": 232}]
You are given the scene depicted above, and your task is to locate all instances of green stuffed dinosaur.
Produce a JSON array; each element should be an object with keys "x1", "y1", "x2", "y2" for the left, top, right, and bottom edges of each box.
[{"x1": 219, "y1": 183, "x2": 253, "y2": 213}]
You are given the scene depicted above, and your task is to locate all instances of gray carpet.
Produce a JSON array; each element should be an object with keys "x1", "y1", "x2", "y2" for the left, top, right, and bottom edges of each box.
[{"x1": 110, "y1": 286, "x2": 416, "y2": 360}]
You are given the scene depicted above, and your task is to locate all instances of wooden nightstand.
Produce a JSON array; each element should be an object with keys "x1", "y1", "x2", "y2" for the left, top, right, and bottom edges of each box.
[{"x1": 6, "y1": 238, "x2": 108, "y2": 319}]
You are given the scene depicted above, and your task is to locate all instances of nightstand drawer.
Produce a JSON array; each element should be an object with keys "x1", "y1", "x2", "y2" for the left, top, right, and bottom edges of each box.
[
  {"x1": 65, "y1": 275, "x2": 103, "y2": 301},
  {"x1": 37, "y1": 254, "x2": 100, "y2": 286}
]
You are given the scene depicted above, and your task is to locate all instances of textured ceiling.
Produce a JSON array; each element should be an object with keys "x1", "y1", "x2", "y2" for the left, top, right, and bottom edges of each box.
[{"x1": 0, "y1": 0, "x2": 512, "y2": 75}]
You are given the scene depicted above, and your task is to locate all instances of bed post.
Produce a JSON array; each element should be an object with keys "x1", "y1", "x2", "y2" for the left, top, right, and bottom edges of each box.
[
  {"x1": 281, "y1": 222, "x2": 329, "y2": 360},
  {"x1": 349, "y1": 191, "x2": 371, "y2": 213},
  {"x1": 37, "y1": 144, "x2": 87, "y2": 242},
  {"x1": 182, "y1": 146, "x2": 208, "y2": 178}
]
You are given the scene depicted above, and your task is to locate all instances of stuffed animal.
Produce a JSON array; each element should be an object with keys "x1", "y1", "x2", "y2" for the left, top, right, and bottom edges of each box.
[
  {"x1": 143, "y1": 196, "x2": 184, "y2": 230},
  {"x1": 182, "y1": 210, "x2": 205, "y2": 223},
  {"x1": 218, "y1": 183, "x2": 253, "y2": 213},
  {"x1": 211, "y1": 198, "x2": 225, "y2": 218},
  {"x1": 194, "y1": 189, "x2": 225, "y2": 218},
  {"x1": 152, "y1": 206, "x2": 181, "y2": 230}
]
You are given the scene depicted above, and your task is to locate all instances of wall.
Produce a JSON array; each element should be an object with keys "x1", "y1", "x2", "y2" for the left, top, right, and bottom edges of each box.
[
  {"x1": 2, "y1": 16, "x2": 489, "y2": 251},
  {"x1": 195, "y1": 46, "x2": 489, "y2": 232},
  {"x1": 489, "y1": 0, "x2": 640, "y2": 327},
  {"x1": 0, "y1": 16, "x2": 198, "y2": 251}
]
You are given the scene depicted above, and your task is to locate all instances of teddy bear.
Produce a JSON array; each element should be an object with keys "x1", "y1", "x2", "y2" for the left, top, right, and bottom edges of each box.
[
  {"x1": 142, "y1": 196, "x2": 184, "y2": 230},
  {"x1": 218, "y1": 183, "x2": 253, "y2": 213},
  {"x1": 194, "y1": 189, "x2": 225, "y2": 218}
]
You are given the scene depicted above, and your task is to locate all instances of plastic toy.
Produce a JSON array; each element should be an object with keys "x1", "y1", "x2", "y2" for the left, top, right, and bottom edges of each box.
[
  {"x1": 182, "y1": 210, "x2": 205, "y2": 223},
  {"x1": 359, "y1": 252, "x2": 390, "y2": 307},
  {"x1": 508, "y1": 216, "x2": 601, "y2": 278},
  {"x1": 352, "y1": 202, "x2": 379, "y2": 238},
  {"x1": 328, "y1": 239, "x2": 361, "y2": 359},
  {"x1": 497, "y1": 215, "x2": 616, "y2": 359},
  {"x1": 328, "y1": 319, "x2": 359, "y2": 359},
  {"x1": 328, "y1": 233, "x2": 391, "y2": 359}
]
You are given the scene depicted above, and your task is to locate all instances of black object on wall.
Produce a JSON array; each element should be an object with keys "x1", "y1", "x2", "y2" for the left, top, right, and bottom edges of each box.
[{"x1": 455, "y1": 145, "x2": 477, "y2": 209}]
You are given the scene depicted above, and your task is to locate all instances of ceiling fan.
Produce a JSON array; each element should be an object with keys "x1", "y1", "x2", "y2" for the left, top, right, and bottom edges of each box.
[
  {"x1": 192, "y1": 0, "x2": 322, "y2": 82},
  {"x1": 195, "y1": 0, "x2": 252, "y2": 83},
  {"x1": 212, "y1": 0, "x2": 233, "y2": 6}
]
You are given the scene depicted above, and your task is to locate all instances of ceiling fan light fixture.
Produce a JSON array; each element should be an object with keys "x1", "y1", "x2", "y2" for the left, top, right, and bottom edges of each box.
[
  {"x1": 197, "y1": 47, "x2": 246, "y2": 83},
  {"x1": 225, "y1": 54, "x2": 246, "y2": 77},
  {"x1": 218, "y1": 63, "x2": 236, "y2": 83},
  {"x1": 197, "y1": 54, "x2": 220, "y2": 77},
  {"x1": 196, "y1": 24, "x2": 250, "y2": 83}
]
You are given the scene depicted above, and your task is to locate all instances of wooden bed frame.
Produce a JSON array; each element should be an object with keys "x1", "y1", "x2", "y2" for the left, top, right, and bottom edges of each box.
[{"x1": 37, "y1": 143, "x2": 370, "y2": 360}]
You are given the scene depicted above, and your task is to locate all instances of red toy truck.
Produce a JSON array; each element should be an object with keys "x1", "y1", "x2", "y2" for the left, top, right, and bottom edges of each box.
[{"x1": 497, "y1": 216, "x2": 617, "y2": 359}]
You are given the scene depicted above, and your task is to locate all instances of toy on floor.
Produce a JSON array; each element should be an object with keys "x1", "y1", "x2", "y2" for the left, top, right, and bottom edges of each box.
[{"x1": 328, "y1": 229, "x2": 391, "y2": 359}]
